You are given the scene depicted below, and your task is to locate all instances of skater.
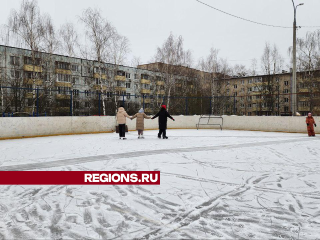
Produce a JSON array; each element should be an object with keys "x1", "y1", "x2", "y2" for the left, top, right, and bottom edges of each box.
[
  {"x1": 306, "y1": 112, "x2": 316, "y2": 137},
  {"x1": 116, "y1": 105, "x2": 131, "y2": 140},
  {"x1": 151, "y1": 105, "x2": 175, "y2": 139},
  {"x1": 130, "y1": 108, "x2": 151, "y2": 139}
]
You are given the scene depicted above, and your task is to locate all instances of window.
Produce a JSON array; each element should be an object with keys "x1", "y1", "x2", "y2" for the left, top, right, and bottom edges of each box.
[
  {"x1": 248, "y1": 104, "x2": 252, "y2": 108},
  {"x1": 72, "y1": 77, "x2": 79, "y2": 84},
  {"x1": 283, "y1": 89, "x2": 289, "y2": 94},
  {"x1": 284, "y1": 106, "x2": 289, "y2": 112},
  {"x1": 57, "y1": 87, "x2": 71, "y2": 94},
  {"x1": 73, "y1": 89, "x2": 79, "y2": 96},
  {"x1": 126, "y1": 73, "x2": 131, "y2": 79},
  {"x1": 234, "y1": 84, "x2": 237, "y2": 89},
  {"x1": 56, "y1": 61, "x2": 70, "y2": 70},
  {"x1": 11, "y1": 70, "x2": 20, "y2": 78},
  {"x1": 276, "y1": 77, "x2": 280, "y2": 83},
  {"x1": 57, "y1": 74, "x2": 71, "y2": 82},
  {"x1": 85, "y1": 67, "x2": 92, "y2": 74},
  {"x1": 71, "y1": 65, "x2": 79, "y2": 72},
  {"x1": 117, "y1": 71, "x2": 125, "y2": 76},
  {"x1": 85, "y1": 90, "x2": 90, "y2": 96},
  {"x1": 134, "y1": 74, "x2": 139, "y2": 79},
  {"x1": 241, "y1": 80, "x2": 244, "y2": 84},
  {"x1": 73, "y1": 101, "x2": 80, "y2": 109},
  {"x1": 96, "y1": 78, "x2": 102, "y2": 85},
  {"x1": 141, "y1": 74, "x2": 149, "y2": 80},
  {"x1": 85, "y1": 102, "x2": 90, "y2": 108},
  {"x1": 24, "y1": 56, "x2": 40, "y2": 65},
  {"x1": 254, "y1": 77, "x2": 262, "y2": 83},
  {"x1": 127, "y1": 93, "x2": 131, "y2": 99},
  {"x1": 284, "y1": 81, "x2": 289, "y2": 86},
  {"x1": 10, "y1": 56, "x2": 20, "y2": 66},
  {"x1": 284, "y1": 98, "x2": 289, "y2": 102},
  {"x1": 126, "y1": 83, "x2": 131, "y2": 88}
]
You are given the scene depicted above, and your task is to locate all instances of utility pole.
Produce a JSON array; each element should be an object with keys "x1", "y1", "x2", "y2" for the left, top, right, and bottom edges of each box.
[{"x1": 291, "y1": 0, "x2": 304, "y2": 116}]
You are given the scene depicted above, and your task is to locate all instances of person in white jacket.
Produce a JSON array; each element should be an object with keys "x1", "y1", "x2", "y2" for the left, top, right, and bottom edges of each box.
[{"x1": 116, "y1": 105, "x2": 131, "y2": 139}]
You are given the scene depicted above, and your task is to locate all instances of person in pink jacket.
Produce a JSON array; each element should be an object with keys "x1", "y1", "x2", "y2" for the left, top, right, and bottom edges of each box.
[{"x1": 116, "y1": 105, "x2": 131, "y2": 140}]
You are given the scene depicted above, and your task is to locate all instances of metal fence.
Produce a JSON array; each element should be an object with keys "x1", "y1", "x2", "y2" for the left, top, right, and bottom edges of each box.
[
  {"x1": 0, "y1": 86, "x2": 236, "y2": 117},
  {"x1": 1, "y1": 86, "x2": 319, "y2": 117}
]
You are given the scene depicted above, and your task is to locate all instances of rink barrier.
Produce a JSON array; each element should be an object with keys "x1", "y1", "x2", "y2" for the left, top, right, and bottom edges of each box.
[{"x1": 0, "y1": 115, "x2": 319, "y2": 140}]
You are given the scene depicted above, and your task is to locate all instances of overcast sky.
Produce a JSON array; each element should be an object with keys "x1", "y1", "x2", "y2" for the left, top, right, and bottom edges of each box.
[{"x1": 1, "y1": 0, "x2": 320, "y2": 70}]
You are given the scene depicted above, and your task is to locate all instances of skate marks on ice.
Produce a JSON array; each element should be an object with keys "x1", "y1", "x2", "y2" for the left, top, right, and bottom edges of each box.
[{"x1": 0, "y1": 137, "x2": 317, "y2": 171}]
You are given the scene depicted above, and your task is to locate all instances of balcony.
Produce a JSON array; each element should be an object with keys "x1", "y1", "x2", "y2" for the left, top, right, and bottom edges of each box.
[
  {"x1": 23, "y1": 78, "x2": 43, "y2": 86},
  {"x1": 156, "y1": 90, "x2": 165, "y2": 95},
  {"x1": 298, "y1": 106, "x2": 310, "y2": 111},
  {"x1": 56, "y1": 94, "x2": 71, "y2": 100},
  {"x1": 299, "y1": 88, "x2": 309, "y2": 93},
  {"x1": 115, "y1": 75, "x2": 126, "y2": 81},
  {"x1": 25, "y1": 92, "x2": 33, "y2": 99},
  {"x1": 94, "y1": 73, "x2": 107, "y2": 79},
  {"x1": 55, "y1": 69, "x2": 72, "y2": 75},
  {"x1": 141, "y1": 98, "x2": 151, "y2": 103},
  {"x1": 93, "y1": 85, "x2": 108, "y2": 91},
  {"x1": 23, "y1": 64, "x2": 42, "y2": 72},
  {"x1": 115, "y1": 86, "x2": 126, "y2": 91},
  {"x1": 141, "y1": 89, "x2": 151, "y2": 94},
  {"x1": 141, "y1": 79, "x2": 151, "y2": 84},
  {"x1": 156, "y1": 81, "x2": 165, "y2": 86},
  {"x1": 55, "y1": 82, "x2": 72, "y2": 88}
]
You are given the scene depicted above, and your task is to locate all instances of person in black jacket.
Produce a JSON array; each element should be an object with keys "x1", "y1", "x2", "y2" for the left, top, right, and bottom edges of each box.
[{"x1": 152, "y1": 105, "x2": 175, "y2": 139}]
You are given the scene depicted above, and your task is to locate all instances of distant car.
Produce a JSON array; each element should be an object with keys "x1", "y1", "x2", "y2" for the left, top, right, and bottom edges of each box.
[{"x1": 12, "y1": 112, "x2": 32, "y2": 117}]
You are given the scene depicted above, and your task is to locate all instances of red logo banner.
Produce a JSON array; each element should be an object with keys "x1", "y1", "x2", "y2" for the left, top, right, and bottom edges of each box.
[{"x1": 0, "y1": 171, "x2": 160, "y2": 185}]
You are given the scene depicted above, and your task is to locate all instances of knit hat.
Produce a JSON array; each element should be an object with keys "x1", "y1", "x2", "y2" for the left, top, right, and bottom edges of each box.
[
  {"x1": 161, "y1": 105, "x2": 166, "y2": 109},
  {"x1": 308, "y1": 112, "x2": 312, "y2": 116},
  {"x1": 139, "y1": 108, "x2": 144, "y2": 113}
]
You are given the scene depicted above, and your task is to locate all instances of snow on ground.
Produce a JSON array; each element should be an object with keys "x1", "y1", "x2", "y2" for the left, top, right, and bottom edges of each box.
[{"x1": 0, "y1": 129, "x2": 320, "y2": 239}]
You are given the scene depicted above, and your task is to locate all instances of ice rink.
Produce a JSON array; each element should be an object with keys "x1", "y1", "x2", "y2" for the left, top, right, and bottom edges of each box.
[{"x1": 0, "y1": 129, "x2": 320, "y2": 239}]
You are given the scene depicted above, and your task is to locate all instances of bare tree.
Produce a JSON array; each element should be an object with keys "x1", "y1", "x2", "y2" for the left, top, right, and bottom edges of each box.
[
  {"x1": 80, "y1": 8, "x2": 116, "y2": 116},
  {"x1": 258, "y1": 43, "x2": 284, "y2": 115},
  {"x1": 250, "y1": 58, "x2": 258, "y2": 76},
  {"x1": 232, "y1": 64, "x2": 248, "y2": 77},
  {"x1": 8, "y1": 0, "x2": 46, "y2": 113},
  {"x1": 291, "y1": 30, "x2": 320, "y2": 114},
  {"x1": 59, "y1": 22, "x2": 79, "y2": 57},
  {"x1": 153, "y1": 33, "x2": 193, "y2": 111}
]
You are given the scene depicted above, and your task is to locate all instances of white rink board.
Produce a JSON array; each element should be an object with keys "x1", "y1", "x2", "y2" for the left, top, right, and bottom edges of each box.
[{"x1": 0, "y1": 115, "x2": 319, "y2": 138}]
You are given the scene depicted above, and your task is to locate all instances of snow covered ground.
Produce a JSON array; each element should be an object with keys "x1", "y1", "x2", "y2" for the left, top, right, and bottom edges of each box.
[{"x1": 0, "y1": 129, "x2": 320, "y2": 239}]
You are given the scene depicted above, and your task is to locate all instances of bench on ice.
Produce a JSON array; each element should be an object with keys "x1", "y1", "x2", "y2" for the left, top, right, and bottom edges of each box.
[{"x1": 196, "y1": 115, "x2": 223, "y2": 131}]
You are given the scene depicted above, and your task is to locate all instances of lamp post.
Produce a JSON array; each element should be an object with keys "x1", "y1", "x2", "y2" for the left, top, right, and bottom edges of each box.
[{"x1": 291, "y1": 0, "x2": 304, "y2": 116}]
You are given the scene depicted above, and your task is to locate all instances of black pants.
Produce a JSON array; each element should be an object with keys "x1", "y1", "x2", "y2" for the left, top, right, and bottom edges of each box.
[
  {"x1": 158, "y1": 129, "x2": 166, "y2": 138},
  {"x1": 119, "y1": 124, "x2": 125, "y2": 138}
]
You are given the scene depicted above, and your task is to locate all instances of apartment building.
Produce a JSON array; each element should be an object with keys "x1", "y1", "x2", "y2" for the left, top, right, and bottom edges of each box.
[
  {"x1": 0, "y1": 45, "x2": 174, "y2": 116},
  {"x1": 215, "y1": 71, "x2": 320, "y2": 116}
]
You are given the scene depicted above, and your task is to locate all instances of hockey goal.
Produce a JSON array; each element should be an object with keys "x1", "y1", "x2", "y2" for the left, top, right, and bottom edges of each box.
[{"x1": 196, "y1": 115, "x2": 223, "y2": 130}]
